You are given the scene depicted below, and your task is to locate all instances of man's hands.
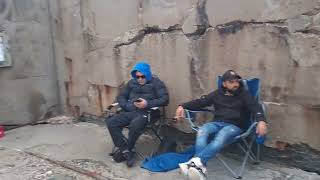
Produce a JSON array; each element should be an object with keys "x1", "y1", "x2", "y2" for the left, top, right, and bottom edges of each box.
[
  {"x1": 256, "y1": 121, "x2": 267, "y2": 136},
  {"x1": 174, "y1": 105, "x2": 185, "y2": 121},
  {"x1": 134, "y1": 98, "x2": 147, "y2": 109}
]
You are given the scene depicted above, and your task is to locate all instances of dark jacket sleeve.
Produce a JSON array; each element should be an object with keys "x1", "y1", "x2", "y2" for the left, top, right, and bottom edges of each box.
[
  {"x1": 146, "y1": 79, "x2": 169, "y2": 108},
  {"x1": 242, "y1": 90, "x2": 266, "y2": 122},
  {"x1": 181, "y1": 92, "x2": 215, "y2": 110},
  {"x1": 116, "y1": 81, "x2": 136, "y2": 112}
]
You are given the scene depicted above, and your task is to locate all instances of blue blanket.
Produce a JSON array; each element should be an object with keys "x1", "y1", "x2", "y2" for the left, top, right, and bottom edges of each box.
[{"x1": 141, "y1": 146, "x2": 195, "y2": 172}]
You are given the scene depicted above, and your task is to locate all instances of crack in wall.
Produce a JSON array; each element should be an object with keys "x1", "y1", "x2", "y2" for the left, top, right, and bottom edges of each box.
[
  {"x1": 114, "y1": 25, "x2": 182, "y2": 49},
  {"x1": 302, "y1": 6, "x2": 320, "y2": 16},
  {"x1": 112, "y1": 20, "x2": 287, "y2": 49},
  {"x1": 75, "y1": 0, "x2": 320, "y2": 51},
  {"x1": 108, "y1": 3, "x2": 320, "y2": 49},
  {"x1": 296, "y1": 29, "x2": 320, "y2": 36},
  {"x1": 196, "y1": 0, "x2": 209, "y2": 26},
  {"x1": 184, "y1": 0, "x2": 209, "y2": 38},
  {"x1": 213, "y1": 19, "x2": 285, "y2": 34},
  {"x1": 189, "y1": 56, "x2": 205, "y2": 96}
]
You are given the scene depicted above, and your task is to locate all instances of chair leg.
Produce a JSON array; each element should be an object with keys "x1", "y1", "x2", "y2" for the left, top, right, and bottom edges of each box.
[
  {"x1": 150, "y1": 127, "x2": 163, "y2": 143},
  {"x1": 129, "y1": 127, "x2": 162, "y2": 159},
  {"x1": 238, "y1": 137, "x2": 255, "y2": 178},
  {"x1": 241, "y1": 138, "x2": 260, "y2": 163},
  {"x1": 216, "y1": 154, "x2": 242, "y2": 179},
  {"x1": 216, "y1": 137, "x2": 256, "y2": 179},
  {"x1": 132, "y1": 148, "x2": 144, "y2": 160},
  {"x1": 254, "y1": 144, "x2": 261, "y2": 164},
  {"x1": 156, "y1": 122, "x2": 163, "y2": 135},
  {"x1": 237, "y1": 142, "x2": 256, "y2": 162}
]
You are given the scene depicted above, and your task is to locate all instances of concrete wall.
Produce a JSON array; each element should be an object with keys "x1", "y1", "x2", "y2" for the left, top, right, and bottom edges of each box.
[
  {"x1": 0, "y1": 0, "x2": 60, "y2": 125},
  {"x1": 2, "y1": 0, "x2": 318, "y2": 150},
  {"x1": 57, "y1": 0, "x2": 320, "y2": 150}
]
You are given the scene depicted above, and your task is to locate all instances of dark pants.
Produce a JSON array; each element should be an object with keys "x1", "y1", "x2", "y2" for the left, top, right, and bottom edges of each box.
[{"x1": 106, "y1": 111, "x2": 149, "y2": 151}]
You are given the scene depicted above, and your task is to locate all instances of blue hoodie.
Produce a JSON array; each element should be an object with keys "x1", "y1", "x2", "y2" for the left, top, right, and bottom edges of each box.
[{"x1": 131, "y1": 61, "x2": 152, "y2": 81}]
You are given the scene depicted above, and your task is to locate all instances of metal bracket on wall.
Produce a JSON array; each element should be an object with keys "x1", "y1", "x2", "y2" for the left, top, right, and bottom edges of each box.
[{"x1": 0, "y1": 32, "x2": 12, "y2": 68}]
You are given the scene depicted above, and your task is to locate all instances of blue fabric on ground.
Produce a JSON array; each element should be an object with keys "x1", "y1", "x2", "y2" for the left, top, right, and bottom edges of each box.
[{"x1": 141, "y1": 146, "x2": 195, "y2": 172}]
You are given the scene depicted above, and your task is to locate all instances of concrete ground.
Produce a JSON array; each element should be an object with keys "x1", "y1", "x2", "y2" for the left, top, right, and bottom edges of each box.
[{"x1": 0, "y1": 122, "x2": 319, "y2": 180}]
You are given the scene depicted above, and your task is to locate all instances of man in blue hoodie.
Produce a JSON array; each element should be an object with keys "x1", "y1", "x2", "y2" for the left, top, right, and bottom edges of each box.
[{"x1": 106, "y1": 61, "x2": 169, "y2": 167}]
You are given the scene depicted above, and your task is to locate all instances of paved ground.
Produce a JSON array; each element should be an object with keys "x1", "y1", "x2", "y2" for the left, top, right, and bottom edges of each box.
[{"x1": 0, "y1": 122, "x2": 319, "y2": 180}]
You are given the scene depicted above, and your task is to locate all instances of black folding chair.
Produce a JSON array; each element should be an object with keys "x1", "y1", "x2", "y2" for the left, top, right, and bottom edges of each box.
[{"x1": 105, "y1": 102, "x2": 166, "y2": 159}]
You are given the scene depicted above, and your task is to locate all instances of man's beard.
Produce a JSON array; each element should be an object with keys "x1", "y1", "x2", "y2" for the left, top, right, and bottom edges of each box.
[{"x1": 226, "y1": 87, "x2": 239, "y2": 95}]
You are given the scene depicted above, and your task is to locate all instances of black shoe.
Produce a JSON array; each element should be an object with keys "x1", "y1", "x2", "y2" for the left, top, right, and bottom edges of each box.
[
  {"x1": 123, "y1": 151, "x2": 135, "y2": 167},
  {"x1": 112, "y1": 150, "x2": 126, "y2": 163}
]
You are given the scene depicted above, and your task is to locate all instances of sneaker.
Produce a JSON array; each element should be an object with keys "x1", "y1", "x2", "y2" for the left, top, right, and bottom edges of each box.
[
  {"x1": 123, "y1": 150, "x2": 135, "y2": 167},
  {"x1": 188, "y1": 167, "x2": 206, "y2": 180},
  {"x1": 187, "y1": 157, "x2": 207, "y2": 180},
  {"x1": 179, "y1": 160, "x2": 191, "y2": 176}
]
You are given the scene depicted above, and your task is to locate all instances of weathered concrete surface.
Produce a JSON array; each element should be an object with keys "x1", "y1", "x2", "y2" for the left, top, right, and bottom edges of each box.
[
  {"x1": 57, "y1": 0, "x2": 93, "y2": 116},
  {"x1": 55, "y1": 0, "x2": 126, "y2": 117},
  {"x1": 87, "y1": 47, "x2": 123, "y2": 87},
  {"x1": 0, "y1": 123, "x2": 319, "y2": 180},
  {"x1": 188, "y1": 25, "x2": 320, "y2": 101},
  {"x1": 189, "y1": 25, "x2": 293, "y2": 96},
  {"x1": 206, "y1": 0, "x2": 320, "y2": 26},
  {"x1": 139, "y1": 0, "x2": 194, "y2": 29},
  {"x1": 181, "y1": 0, "x2": 208, "y2": 35},
  {"x1": 189, "y1": 24, "x2": 320, "y2": 149},
  {"x1": 0, "y1": 0, "x2": 60, "y2": 125},
  {"x1": 0, "y1": 148, "x2": 91, "y2": 180},
  {"x1": 1, "y1": 0, "x2": 318, "y2": 156},
  {"x1": 83, "y1": 0, "x2": 141, "y2": 41},
  {"x1": 55, "y1": 0, "x2": 320, "y2": 151},
  {"x1": 83, "y1": 0, "x2": 196, "y2": 36},
  {"x1": 267, "y1": 103, "x2": 320, "y2": 150}
]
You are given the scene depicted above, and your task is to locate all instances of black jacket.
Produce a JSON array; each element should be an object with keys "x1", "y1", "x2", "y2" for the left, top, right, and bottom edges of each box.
[
  {"x1": 117, "y1": 77, "x2": 169, "y2": 112},
  {"x1": 182, "y1": 86, "x2": 265, "y2": 129}
]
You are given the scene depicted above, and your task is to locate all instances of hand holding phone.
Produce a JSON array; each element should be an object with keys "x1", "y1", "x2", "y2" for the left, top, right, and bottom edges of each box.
[{"x1": 133, "y1": 98, "x2": 147, "y2": 109}]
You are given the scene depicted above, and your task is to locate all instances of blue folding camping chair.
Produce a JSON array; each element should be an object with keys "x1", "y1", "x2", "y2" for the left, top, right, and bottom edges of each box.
[{"x1": 184, "y1": 76, "x2": 267, "y2": 179}]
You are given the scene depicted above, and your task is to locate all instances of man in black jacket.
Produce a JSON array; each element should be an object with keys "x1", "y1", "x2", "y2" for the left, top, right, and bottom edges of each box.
[
  {"x1": 175, "y1": 70, "x2": 267, "y2": 179},
  {"x1": 106, "y1": 61, "x2": 169, "y2": 167}
]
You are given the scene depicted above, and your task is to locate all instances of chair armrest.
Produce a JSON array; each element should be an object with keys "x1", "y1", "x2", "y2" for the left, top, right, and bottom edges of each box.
[
  {"x1": 185, "y1": 109, "x2": 215, "y2": 114},
  {"x1": 107, "y1": 102, "x2": 119, "y2": 110},
  {"x1": 107, "y1": 103, "x2": 161, "y2": 113},
  {"x1": 146, "y1": 107, "x2": 160, "y2": 113},
  {"x1": 111, "y1": 102, "x2": 119, "y2": 106},
  {"x1": 235, "y1": 122, "x2": 258, "y2": 139},
  {"x1": 184, "y1": 109, "x2": 215, "y2": 132},
  {"x1": 151, "y1": 107, "x2": 159, "y2": 110}
]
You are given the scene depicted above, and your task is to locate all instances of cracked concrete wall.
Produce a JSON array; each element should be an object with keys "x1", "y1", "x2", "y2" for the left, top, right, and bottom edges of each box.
[
  {"x1": 0, "y1": 0, "x2": 61, "y2": 125},
  {"x1": 206, "y1": 0, "x2": 320, "y2": 26},
  {"x1": 50, "y1": 0, "x2": 121, "y2": 117},
  {"x1": 58, "y1": 0, "x2": 320, "y2": 149}
]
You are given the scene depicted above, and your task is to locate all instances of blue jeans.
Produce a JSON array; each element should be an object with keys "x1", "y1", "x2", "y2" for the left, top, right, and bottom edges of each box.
[{"x1": 195, "y1": 121, "x2": 243, "y2": 164}]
